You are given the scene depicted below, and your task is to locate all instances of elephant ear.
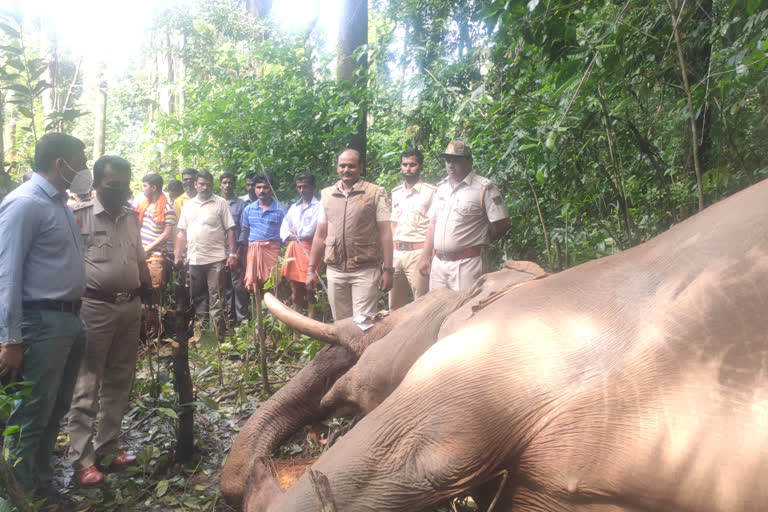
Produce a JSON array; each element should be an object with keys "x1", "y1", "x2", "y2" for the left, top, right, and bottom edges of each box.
[{"x1": 264, "y1": 293, "x2": 339, "y2": 345}]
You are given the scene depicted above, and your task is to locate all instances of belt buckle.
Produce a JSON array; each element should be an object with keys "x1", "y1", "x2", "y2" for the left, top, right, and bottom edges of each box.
[
  {"x1": 437, "y1": 251, "x2": 450, "y2": 261},
  {"x1": 115, "y1": 293, "x2": 131, "y2": 305}
]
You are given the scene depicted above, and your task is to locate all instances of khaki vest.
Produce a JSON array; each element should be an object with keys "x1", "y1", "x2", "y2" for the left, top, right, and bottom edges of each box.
[{"x1": 321, "y1": 180, "x2": 381, "y2": 271}]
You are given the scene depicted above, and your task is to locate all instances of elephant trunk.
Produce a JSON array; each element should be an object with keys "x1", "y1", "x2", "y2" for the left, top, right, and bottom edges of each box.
[
  {"x1": 264, "y1": 292, "x2": 339, "y2": 345},
  {"x1": 221, "y1": 345, "x2": 358, "y2": 505}
]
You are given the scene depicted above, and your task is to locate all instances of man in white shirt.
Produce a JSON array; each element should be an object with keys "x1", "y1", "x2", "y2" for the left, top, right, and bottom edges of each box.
[
  {"x1": 280, "y1": 172, "x2": 321, "y2": 316},
  {"x1": 175, "y1": 170, "x2": 239, "y2": 331}
]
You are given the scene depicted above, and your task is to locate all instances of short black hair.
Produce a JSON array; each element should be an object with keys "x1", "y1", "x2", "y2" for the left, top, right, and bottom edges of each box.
[
  {"x1": 220, "y1": 172, "x2": 237, "y2": 182},
  {"x1": 251, "y1": 174, "x2": 270, "y2": 186},
  {"x1": 197, "y1": 170, "x2": 214, "y2": 183},
  {"x1": 336, "y1": 147, "x2": 364, "y2": 167},
  {"x1": 181, "y1": 168, "x2": 198, "y2": 178},
  {"x1": 167, "y1": 179, "x2": 183, "y2": 194},
  {"x1": 400, "y1": 148, "x2": 424, "y2": 165},
  {"x1": 34, "y1": 133, "x2": 86, "y2": 173},
  {"x1": 294, "y1": 171, "x2": 315, "y2": 186},
  {"x1": 93, "y1": 156, "x2": 132, "y2": 186},
  {"x1": 142, "y1": 173, "x2": 164, "y2": 191}
]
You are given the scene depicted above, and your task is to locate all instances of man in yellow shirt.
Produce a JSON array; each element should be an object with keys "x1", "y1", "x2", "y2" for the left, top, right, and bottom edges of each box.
[{"x1": 173, "y1": 168, "x2": 198, "y2": 220}]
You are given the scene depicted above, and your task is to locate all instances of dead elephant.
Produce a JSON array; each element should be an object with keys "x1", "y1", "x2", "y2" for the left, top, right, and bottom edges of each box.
[
  {"x1": 220, "y1": 261, "x2": 545, "y2": 505},
  {"x1": 247, "y1": 180, "x2": 768, "y2": 511}
]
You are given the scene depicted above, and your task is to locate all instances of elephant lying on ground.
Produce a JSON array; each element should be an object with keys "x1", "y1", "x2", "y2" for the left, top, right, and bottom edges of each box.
[
  {"x1": 248, "y1": 179, "x2": 768, "y2": 511},
  {"x1": 220, "y1": 260, "x2": 546, "y2": 504}
]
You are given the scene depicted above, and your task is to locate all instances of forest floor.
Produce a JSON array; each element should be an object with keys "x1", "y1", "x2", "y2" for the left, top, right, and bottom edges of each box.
[{"x1": 4, "y1": 303, "x2": 476, "y2": 512}]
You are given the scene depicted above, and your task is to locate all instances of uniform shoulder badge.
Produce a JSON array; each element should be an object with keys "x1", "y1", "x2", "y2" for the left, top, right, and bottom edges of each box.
[{"x1": 72, "y1": 200, "x2": 95, "y2": 211}]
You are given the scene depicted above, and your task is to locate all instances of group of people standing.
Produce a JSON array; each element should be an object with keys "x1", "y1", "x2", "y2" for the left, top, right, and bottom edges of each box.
[{"x1": 0, "y1": 133, "x2": 508, "y2": 509}]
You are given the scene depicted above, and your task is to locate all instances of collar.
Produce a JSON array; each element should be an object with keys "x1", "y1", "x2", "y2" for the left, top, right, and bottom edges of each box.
[
  {"x1": 31, "y1": 172, "x2": 65, "y2": 200},
  {"x1": 333, "y1": 178, "x2": 367, "y2": 195},
  {"x1": 255, "y1": 198, "x2": 280, "y2": 211},
  {"x1": 191, "y1": 194, "x2": 216, "y2": 205},
  {"x1": 402, "y1": 181, "x2": 423, "y2": 195},
  {"x1": 439, "y1": 172, "x2": 475, "y2": 188},
  {"x1": 225, "y1": 195, "x2": 242, "y2": 205},
  {"x1": 93, "y1": 197, "x2": 130, "y2": 218},
  {"x1": 294, "y1": 196, "x2": 319, "y2": 208}
]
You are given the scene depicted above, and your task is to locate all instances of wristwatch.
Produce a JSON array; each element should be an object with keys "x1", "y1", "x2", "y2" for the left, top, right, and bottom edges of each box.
[{"x1": 382, "y1": 267, "x2": 395, "y2": 273}]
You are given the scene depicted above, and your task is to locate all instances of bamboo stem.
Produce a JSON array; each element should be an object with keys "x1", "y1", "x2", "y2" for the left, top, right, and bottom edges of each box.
[{"x1": 666, "y1": 0, "x2": 705, "y2": 211}]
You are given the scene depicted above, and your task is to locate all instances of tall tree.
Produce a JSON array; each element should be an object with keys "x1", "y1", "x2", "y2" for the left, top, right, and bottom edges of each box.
[
  {"x1": 337, "y1": 0, "x2": 368, "y2": 159},
  {"x1": 93, "y1": 80, "x2": 107, "y2": 161}
]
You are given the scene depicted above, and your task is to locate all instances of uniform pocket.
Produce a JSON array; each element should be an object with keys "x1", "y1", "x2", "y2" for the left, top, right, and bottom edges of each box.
[
  {"x1": 324, "y1": 240, "x2": 344, "y2": 267},
  {"x1": 87, "y1": 237, "x2": 112, "y2": 262},
  {"x1": 455, "y1": 198, "x2": 483, "y2": 217}
]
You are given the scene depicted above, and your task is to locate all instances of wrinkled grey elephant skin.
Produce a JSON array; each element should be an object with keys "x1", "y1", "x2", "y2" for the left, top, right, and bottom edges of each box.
[
  {"x1": 260, "y1": 180, "x2": 768, "y2": 512},
  {"x1": 222, "y1": 261, "x2": 545, "y2": 505}
]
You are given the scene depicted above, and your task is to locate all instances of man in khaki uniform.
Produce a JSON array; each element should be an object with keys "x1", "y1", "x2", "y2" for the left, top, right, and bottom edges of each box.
[
  {"x1": 307, "y1": 148, "x2": 394, "y2": 320},
  {"x1": 68, "y1": 156, "x2": 152, "y2": 487},
  {"x1": 420, "y1": 141, "x2": 510, "y2": 291},
  {"x1": 389, "y1": 149, "x2": 435, "y2": 310},
  {"x1": 175, "y1": 170, "x2": 239, "y2": 331}
]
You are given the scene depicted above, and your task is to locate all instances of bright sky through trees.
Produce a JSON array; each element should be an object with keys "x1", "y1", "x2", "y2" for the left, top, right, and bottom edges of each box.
[{"x1": 3, "y1": 0, "x2": 339, "y2": 76}]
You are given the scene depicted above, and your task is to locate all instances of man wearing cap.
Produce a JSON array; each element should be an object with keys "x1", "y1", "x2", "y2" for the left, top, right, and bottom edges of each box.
[
  {"x1": 419, "y1": 141, "x2": 510, "y2": 292},
  {"x1": 389, "y1": 149, "x2": 436, "y2": 310},
  {"x1": 0, "y1": 133, "x2": 88, "y2": 506},
  {"x1": 307, "y1": 148, "x2": 394, "y2": 320},
  {"x1": 68, "y1": 155, "x2": 152, "y2": 487}
]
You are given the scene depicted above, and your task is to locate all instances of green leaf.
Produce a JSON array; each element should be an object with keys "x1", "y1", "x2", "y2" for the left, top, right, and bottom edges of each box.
[
  {"x1": 0, "y1": 23, "x2": 20, "y2": 39},
  {"x1": 156, "y1": 479, "x2": 169, "y2": 497},
  {"x1": 158, "y1": 407, "x2": 178, "y2": 419},
  {"x1": 536, "y1": 170, "x2": 545, "y2": 184},
  {"x1": 198, "y1": 329, "x2": 218, "y2": 350},
  {"x1": 518, "y1": 143, "x2": 539, "y2": 151},
  {"x1": 2, "y1": 425, "x2": 20, "y2": 436}
]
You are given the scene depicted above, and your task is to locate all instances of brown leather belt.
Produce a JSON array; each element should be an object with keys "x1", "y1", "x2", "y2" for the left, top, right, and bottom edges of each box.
[
  {"x1": 84, "y1": 287, "x2": 141, "y2": 305},
  {"x1": 435, "y1": 246, "x2": 483, "y2": 261},
  {"x1": 394, "y1": 241, "x2": 424, "y2": 251}
]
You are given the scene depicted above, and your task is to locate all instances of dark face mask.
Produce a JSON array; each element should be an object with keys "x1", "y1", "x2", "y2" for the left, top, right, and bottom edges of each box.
[{"x1": 99, "y1": 186, "x2": 129, "y2": 210}]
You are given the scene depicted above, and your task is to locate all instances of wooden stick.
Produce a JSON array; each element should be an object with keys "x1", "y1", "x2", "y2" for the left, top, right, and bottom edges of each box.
[
  {"x1": 308, "y1": 468, "x2": 338, "y2": 512},
  {"x1": 0, "y1": 455, "x2": 35, "y2": 512}
]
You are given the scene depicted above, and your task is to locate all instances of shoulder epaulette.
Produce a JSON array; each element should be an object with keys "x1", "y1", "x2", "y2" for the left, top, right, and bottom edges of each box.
[{"x1": 72, "y1": 200, "x2": 95, "y2": 212}]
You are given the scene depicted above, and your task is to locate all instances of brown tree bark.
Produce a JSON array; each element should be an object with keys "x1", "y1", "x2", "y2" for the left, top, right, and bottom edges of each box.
[
  {"x1": 93, "y1": 81, "x2": 107, "y2": 161},
  {"x1": 337, "y1": 0, "x2": 368, "y2": 160},
  {"x1": 173, "y1": 269, "x2": 195, "y2": 462}
]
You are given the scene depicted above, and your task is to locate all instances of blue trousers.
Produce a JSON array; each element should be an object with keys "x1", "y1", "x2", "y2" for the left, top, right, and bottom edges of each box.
[{"x1": 3, "y1": 309, "x2": 85, "y2": 493}]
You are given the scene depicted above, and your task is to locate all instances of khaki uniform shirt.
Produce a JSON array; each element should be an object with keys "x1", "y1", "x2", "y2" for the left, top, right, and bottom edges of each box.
[
  {"x1": 177, "y1": 194, "x2": 235, "y2": 265},
  {"x1": 391, "y1": 181, "x2": 436, "y2": 243},
  {"x1": 74, "y1": 198, "x2": 145, "y2": 292},
  {"x1": 428, "y1": 172, "x2": 509, "y2": 253}
]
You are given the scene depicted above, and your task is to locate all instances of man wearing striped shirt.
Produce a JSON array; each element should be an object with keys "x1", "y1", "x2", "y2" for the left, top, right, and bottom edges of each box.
[
  {"x1": 241, "y1": 174, "x2": 287, "y2": 291},
  {"x1": 137, "y1": 174, "x2": 176, "y2": 303}
]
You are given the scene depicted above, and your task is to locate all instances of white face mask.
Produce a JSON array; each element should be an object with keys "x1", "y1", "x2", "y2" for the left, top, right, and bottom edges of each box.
[{"x1": 63, "y1": 160, "x2": 93, "y2": 195}]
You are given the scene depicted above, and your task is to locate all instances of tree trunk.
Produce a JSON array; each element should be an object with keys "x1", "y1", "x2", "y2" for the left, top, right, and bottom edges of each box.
[
  {"x1": 0, "y1": 89, "x2": 5, "y2": 172},
  {"x1": 4, "y1": 117, "x2": 15, "y2": 164},
  {"x1": 39, "y1": 24, "x2": 57, "y2": 123},
  {"x1": 337, "y1": 0, "x2": 368, "y2": 160},
  {"x1": 93, "y1": 81, "x2": 107, "y2": 161},
  {"x1": 173, "y1": 268, "x2": 195, "y2": 462}
]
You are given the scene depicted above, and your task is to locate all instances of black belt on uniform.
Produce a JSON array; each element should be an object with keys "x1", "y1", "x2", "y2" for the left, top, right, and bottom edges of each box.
[
  {"x1": 23, "y1": 299, "x2": 82, "y2": 314},
  {"x1": 84, "y1": 287, "x2": 141, "y2": 305}
]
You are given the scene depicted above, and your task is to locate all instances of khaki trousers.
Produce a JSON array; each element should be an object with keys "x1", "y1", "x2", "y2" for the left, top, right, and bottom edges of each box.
[
  {"x1": 429, "y1": 253, "x2": 485, "y2": 292},
  {"x1": 326, "y1": 266, "x2": 381, "y2": 321},
  {"x1": 388, "y1": 249, "x2": 429, "y2": 310},
  {"x1": 68, "y1": 296, "x2": 141, "y2": 470},
  {"x1": 190, "y1": 260, "x2": 225, "y2": 330}
]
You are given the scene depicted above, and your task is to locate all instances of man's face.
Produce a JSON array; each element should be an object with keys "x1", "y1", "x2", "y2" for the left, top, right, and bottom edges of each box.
[
  {"x1": 196, "y1": 177, "x2": 213, "y2": 200},
  {"x1": 221, "y1": 177, "x2": 236, "y2": 198},
  {"x1": 96, "y1": 164, "x2": 131, "y2": 207},
  {"x1": 337, "y1": 150, "x2": 362, "y2": 186},
  {"x1": 400, "y1": 156, "x2": 422, "y2": 181},
  {"x1": 245, "y1": 178, "x2": 256, "y2": 199},
  {"x1": 142, "y1": 181, "x2": 154, "y2": 199},
  {"x1": 295, "y1": 180, "x2": 314, "y2": 201},
  {"x1": 59, "y1": 150, "x2": 88, "y2": 185},
  {"x1": 444, "y1": 155, "x2": 472, "y2": 183},
  {"x1": 182, "y1": 173, "x2": 197, "y2": 195},
  {"x1": 254, "y1": 182, "x2": 272, "y2": 202}
]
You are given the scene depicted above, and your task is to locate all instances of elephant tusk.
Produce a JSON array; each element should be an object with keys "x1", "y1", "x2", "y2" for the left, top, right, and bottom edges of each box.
[{"x1": 264, "y1": 292, "x2": 339, "y2": 345}]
